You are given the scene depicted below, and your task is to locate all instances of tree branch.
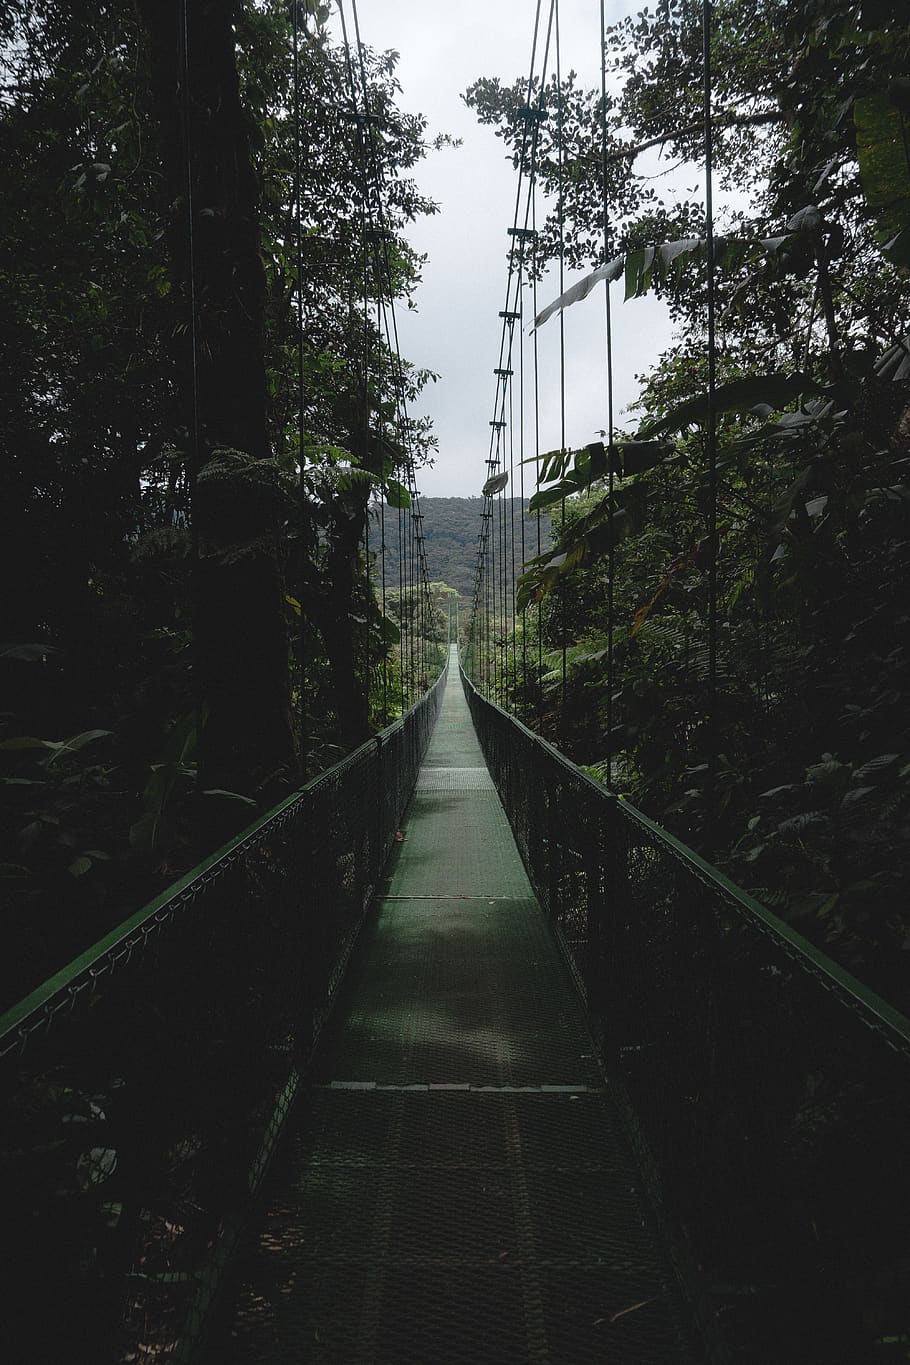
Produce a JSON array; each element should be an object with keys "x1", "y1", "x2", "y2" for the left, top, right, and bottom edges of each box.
[{"x1": 609, "y1": 109, "x2": 782, "y2": 164}]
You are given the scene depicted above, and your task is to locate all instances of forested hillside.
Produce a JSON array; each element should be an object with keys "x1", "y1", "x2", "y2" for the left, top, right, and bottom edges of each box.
[{"x1": 381, "y1": 497, "x2": 551, "y2": 598}]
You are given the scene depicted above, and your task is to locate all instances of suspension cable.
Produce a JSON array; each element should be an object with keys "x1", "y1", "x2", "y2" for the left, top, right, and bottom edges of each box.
[
  {"x1": 532, "y1": 184, "x2": 543, "y2": 722},
  {"x1": 468, "y1": 0, "x2": 554, "y2": 704},
  {"x1": 291, "y1": 0, "x2": 309, "y2": 773},
  {"x1": 555, "y1": 0, "x2": 568, "y2": 733},
  {"x1": 337, "y1": 0, "x2": 439, "y2": 710},
  {"x1": 376, "y1": 289, "x2": 388, "y2": 722},
  {"x1": 349, "y1": 0, "x2": 439, "y2": 695},
  {"x1": 178, "y1": 0, "x2": 205, "y2": 776},
  {"x1": 703, "y1": 0, "x2": 719, "y2": 803},
  {"x1": 600, "y1": 0, "x2": 616, "y2": 789},
  {"x1": 508, "y1": 322, "x2": 517, "y2": 700},
  {"x1": 518, "y1": 261, "x2": 528, "y2": 713}
]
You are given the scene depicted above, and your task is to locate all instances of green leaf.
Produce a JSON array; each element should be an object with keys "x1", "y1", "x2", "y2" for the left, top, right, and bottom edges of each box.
[
  {"x1": 528, "y1": 479, "x2": 577, "y2": 512},
  {"x1": 619, "y1": 440, "x2": 675, "y2": 475},
  {"x1": 0, "y1": 736, "x2": 57, "y2": 752},
  {"x1": 44, "y1": 729, "x2": 113, "y2": 767},
  {"x1": 129, "y1": 811, "x2": 174, "y2": 856},
  {"x1": 624, "y1": 247, "x2": 646, "y2": 301},
  {"x1": 854, "y1": 93, "x2": 910, "y2": 264},
  {"x1": 384, "y1": 479, "x2": 411, "y2": 509},
  {"x1": 585, "y1": 442, "x2": 608, "y2": 479},
  {"x1": 638, "y1": 373, "x2": 824, "y2": 439},
  {"x1": 201, "y1": 788, "x2": 257, "y2": 805},
  {"x1": 539, "y1": 447, "x2": 572, "y2": 483},
  {"x1": 851, "y1": 753, "x2": 901, "y2": 782},
  {"x1": 0, "y1": 642, "x2": 57, "y2": 661},
  {"x1": 785, "y1": 204, "x2": 823, "y2": 234},
  {"x1": 335, "y1": 466, "x2": 379, "y2": 492},
  {"x1": 874, "y1": 338, "x2": 910, "y2": 382},
  {"x1": 68, "y1": 855, "x2": 93, "y2": 877},
  {"x1": 76, "y1": 1147, "x2": 117, "y2": 1190}
]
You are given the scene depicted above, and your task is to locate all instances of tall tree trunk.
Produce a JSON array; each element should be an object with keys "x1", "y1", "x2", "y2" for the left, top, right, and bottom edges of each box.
[
  {"x1": 138, "y1": 0, "x2": 295, "y2": 803},
  {"x1": 321, "y1": 393, "x2": 376, "y2": 748}
]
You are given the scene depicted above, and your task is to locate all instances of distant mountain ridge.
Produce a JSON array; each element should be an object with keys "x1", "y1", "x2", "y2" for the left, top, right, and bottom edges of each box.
[{"x1": 379, "y1": 497, "x2": 552, "y2": 600}]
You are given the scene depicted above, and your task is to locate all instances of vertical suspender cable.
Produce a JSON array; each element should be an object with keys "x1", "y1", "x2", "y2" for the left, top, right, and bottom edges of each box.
[
  {"x1": 178, "y1": 0, "x2": 200, "y2": 494},
  {"x1": 177, "y1": 0, "x2": 203, "y2": 767},
  {"x1": 555, "y1": 0, "x2": 568, "y2": 730},
  {"x1": 409, "y1": 494, "x2": 416, "y2": 692},
  {"x1": 508, "y1": 336, "x2": 517, "y2": 701},
  {"x1": 468, "y1": 0, "x2": 545, "y2": 701},
  {"x1": 341, "y1": 0, "x2": 431, "y2": 706},
  {"x1": 489, "y1": 519, "x2": 493, "y2": 696},
  {"x1": 499, "y1": 438, "x2": 506, "y2": 701},
  {"x1": 349, "y1": 0, "x2": 439, "y2": 700},
  {"x1": 291, "y1": 0, "x2": 308, "y2": 774},
  {"x1": 491, "y1": 481, "x2": 497, "y2": 700},
  {"x1": 337, "y1": 1, "x2": 376, "y2": 724},
  {"x1": 519, "y1": 273, "x2": 527, "y2": 713},
  {"x1": 361, "y1": 186, "x2": 371, "y2": 722},
  {"x1": 532, "y1": 191, "x2": 543, "y2": 723},
  {"x1": 379, "y1": 494, "x2": 388, "y2": 722},
  {"x1": 533, "y1": 3, "x2": 555, "y2": 725},
  {"x1": 599, "y1": 0, "x2": 616, "y2": 789},
  {"x1": 407, "y1": 493, "x2": 414, "y2": 698},
  {"x1": 376, "y1": 294, "x2": 388, "y2": 723},
  {"x1": 703, "y1": 0, "x2": 719, "y2": 780}
]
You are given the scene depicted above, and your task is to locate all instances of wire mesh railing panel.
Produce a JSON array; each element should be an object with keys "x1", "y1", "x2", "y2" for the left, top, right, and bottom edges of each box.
[
  {"x1": 0, "y1": 666, "x2": 445, "y2": 1365},
  {"x1": 463, "y1": 663, "x2": 910, "y2": 1364}
]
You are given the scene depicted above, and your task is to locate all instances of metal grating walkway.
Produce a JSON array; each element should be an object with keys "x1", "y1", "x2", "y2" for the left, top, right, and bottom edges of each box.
[{"x1": 224, "y1": 647, "x2": 697, "y2": 1364}]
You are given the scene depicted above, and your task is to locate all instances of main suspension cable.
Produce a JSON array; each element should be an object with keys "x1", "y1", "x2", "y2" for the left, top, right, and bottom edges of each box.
[
  {"x1": 468, "y1": 0, "x2": 554, "y2": 704},
  {"x1": 338, "y1": 0, "x2": 439, "y2": 707}
]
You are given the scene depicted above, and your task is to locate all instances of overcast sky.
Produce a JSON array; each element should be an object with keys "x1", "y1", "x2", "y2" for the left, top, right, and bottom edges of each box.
[{"x1": 342, "y1": 0, "x2": 678, "y2": 498}]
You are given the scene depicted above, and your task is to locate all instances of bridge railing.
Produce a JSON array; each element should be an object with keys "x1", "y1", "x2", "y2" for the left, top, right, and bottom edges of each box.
[
  {"x1": 462, "y1": 663, "x2": 910, "y2": 1363},
  {"x1": 0, "y1": 664, "x2": 446, "y2": 1365}
]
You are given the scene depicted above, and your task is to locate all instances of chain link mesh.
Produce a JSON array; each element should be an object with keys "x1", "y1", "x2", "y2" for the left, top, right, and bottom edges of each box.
[
  {"x1": 463, "y1": 663, "x2": 910, "y2": 1362},
  {"x1": 0, "y1": 669, "x2": 446, "y2": 1364}
]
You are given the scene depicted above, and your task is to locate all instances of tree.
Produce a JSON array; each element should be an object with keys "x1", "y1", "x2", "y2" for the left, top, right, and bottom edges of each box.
[
  {"x1": 137, "y1": 0, "x2": 296, "y2": 802},
  {"x1": 0, "y1": 0, "x2": 441, "y2": 994},
  {"x1": 467, "y1": 0, "x2": 910, "y2": 999}
]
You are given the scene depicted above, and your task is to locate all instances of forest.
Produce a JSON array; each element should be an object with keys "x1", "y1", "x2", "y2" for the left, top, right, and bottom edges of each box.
[
  {"x1": 1, "y1": 0, "x2": 908, "y2": 1011},
  {"x1": 0, "y1": 0, "x2": 448, "y2": 1006},
  {"x1": 466, "y1": 0, "x2": 910, "y2": 1009},
  {"x1": 384, "y1": 496, "x2": 551, "y2": 598},
  {"x1": 2, "y1": 2, "x2": 909, "y2": 1360}
]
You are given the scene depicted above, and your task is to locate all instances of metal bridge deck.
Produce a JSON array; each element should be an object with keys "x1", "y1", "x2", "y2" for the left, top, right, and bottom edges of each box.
[{"x1": 224, "y1": 648, "x2": 695, "y2": 1364}]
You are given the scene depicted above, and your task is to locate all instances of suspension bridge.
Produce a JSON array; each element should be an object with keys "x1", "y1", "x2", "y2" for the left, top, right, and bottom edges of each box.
[
  {"x1": 2, "y1": 0, "x2": 909, "y2": 1362},
  {"x1": 3, "y1": 634, "x2": 909, "y2": 1363}
]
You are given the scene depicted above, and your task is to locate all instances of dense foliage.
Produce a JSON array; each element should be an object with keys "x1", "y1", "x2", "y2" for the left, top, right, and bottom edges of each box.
[
  {"x1": 467, "y1": 0, "x2": 910, "y2": 1004},
  {"x1": 0, "y1": 0, "x2": 445, "y2": 1005}
]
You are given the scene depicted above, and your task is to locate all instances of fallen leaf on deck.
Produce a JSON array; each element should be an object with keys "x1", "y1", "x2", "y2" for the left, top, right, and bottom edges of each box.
[{"x1": 608, "y1": 1297, "x2": 656, "y2": 1324}]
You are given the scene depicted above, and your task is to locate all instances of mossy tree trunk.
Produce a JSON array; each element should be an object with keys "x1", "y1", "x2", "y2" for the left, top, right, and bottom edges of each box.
[{"x1": 138, "y1": 0, "x2": 296, "y2": 803}]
